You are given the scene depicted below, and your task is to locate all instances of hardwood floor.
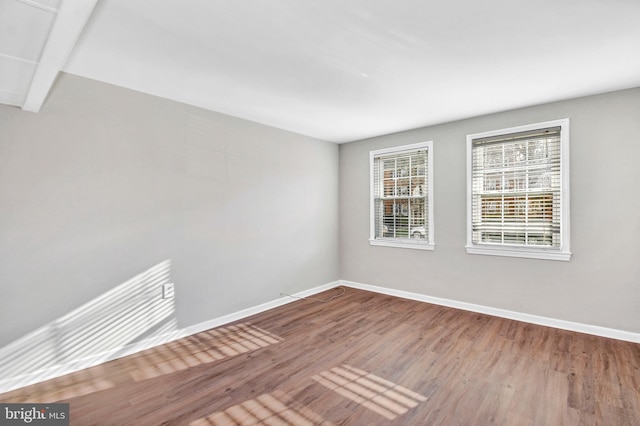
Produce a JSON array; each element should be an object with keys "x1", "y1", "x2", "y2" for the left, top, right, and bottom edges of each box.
[{"x1": 1, "y1": 288, "x2": 639, "y2": 425}]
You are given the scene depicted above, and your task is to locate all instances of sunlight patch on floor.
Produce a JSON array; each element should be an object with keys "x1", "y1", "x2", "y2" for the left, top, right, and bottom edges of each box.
[
  {"x1": 0, "y1": 364, "x2": 115, "y2": 404},
  {"x1": 189, "y1": 390, "x2": 334, "y2": 426},
  {"x1": 130, "y1": 323, "x2": 283, "y2": 382},
  {"x1": 312, "y1": 364, "x2": 427, "y2": 420}
]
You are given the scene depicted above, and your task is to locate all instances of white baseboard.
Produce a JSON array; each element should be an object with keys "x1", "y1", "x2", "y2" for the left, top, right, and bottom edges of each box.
[
  {"x1": 0, "y1": 281, "x2": 341, "y2": 394},
  {"x1": 181, "y1": 281, "x2": 341, "y2": 336},
  {"x1": 340, "y1": 280, "x2": 640, "y2": 344},
  {"x1": 4, "y1": 279, "x2": 637, "y2": 394}
]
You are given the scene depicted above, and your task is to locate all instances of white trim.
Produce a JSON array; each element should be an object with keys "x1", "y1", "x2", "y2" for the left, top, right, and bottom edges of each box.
[
  {"x1": 181, "y1": 281, "x2": 340, "y2": 336},
  {"x1": 0, "y1": 281, "x2": 341, "y2": 393},
  {"x1": 369, "y1": 142, "x2": 431, "y2": 157},
  {"x1": 466, "y1": 118, "x2": 571, "y2": 261},
  {"x1": 465, "y1": 245, "x2": 571, "y2": 261},
  {"x1": 340, "y1": 280, "x2": 640, "y2": 344},
  {"x1": 369, "y1": 239, "x2": 434, "y2": 251},
  {"x1": 369, "y1": 141, "x2": 435, "y2": 250}
]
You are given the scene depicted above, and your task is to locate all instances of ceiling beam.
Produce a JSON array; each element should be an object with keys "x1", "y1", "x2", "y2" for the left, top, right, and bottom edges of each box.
[{"x1": 22, "y1": 0, "x2": 97, "y2": 112}]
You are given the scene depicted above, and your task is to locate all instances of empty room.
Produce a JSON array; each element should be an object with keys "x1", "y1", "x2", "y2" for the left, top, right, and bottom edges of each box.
[{"x1": 1, "y1": 0, "x2": 640, "y2": 425}]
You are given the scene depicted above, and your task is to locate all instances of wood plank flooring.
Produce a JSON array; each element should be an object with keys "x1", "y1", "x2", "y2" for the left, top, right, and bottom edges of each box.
[{"x1": 1, "y1": 288, "x2": 639, "y2": 425}]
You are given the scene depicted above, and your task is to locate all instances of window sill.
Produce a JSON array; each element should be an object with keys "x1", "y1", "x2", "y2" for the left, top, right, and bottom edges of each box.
[
  {"x1": 465, "y1": 245, "x2": 571, "y2": 261},
  {"x1": 369, "y1": 239, "x2": 435, "y2": 251}
]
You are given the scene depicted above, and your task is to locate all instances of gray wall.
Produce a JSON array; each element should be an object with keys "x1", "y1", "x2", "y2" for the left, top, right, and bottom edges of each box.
[
  {"x1": 340, "y1": 88, "x2": 640, "y2": 333},
  {"x1": 0, "y1": 73, "x2": 339, "y2": 352},
  {"x1": 1, "y1": 71, "x2": 638, "y2": 382}
]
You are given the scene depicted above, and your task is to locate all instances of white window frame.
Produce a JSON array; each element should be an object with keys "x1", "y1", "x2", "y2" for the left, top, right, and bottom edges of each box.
[
  {"x1": 369, "y1": 141, "x2": 435, "y2": 250},
  {"x1": 466, "y1": 119, "x2": 571, "y2": 261}
]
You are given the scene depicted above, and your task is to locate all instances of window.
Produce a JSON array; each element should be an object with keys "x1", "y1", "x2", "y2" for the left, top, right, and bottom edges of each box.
[
  {"x1": 370, "y1": 142, "x2": 434, "y2": 250},
  {"x1": 466, "y1": 119, "x2": 571, "y2": 261}
]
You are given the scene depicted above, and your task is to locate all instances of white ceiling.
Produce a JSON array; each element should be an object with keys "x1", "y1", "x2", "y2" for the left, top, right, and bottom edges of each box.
[{"x1": 4, "y1": 0, "x2": 640, "y2": 143}]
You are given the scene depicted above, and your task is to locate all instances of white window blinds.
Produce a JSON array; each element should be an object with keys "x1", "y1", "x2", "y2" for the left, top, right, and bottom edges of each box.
[
  {"x1": 370, "y1": 142, "x2": 434, "y2": 250},
  {"x1": 470, "y1": 126, "x2": 562, "y2": 248}
]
